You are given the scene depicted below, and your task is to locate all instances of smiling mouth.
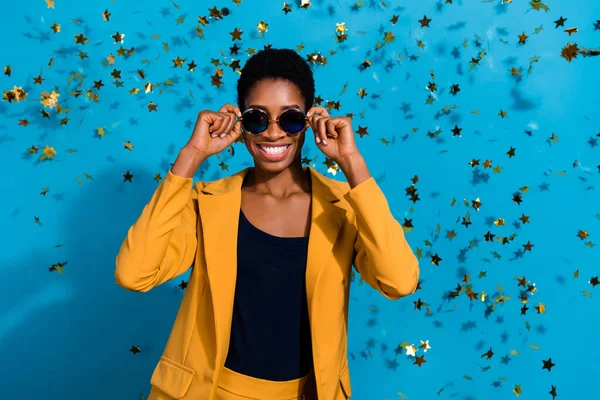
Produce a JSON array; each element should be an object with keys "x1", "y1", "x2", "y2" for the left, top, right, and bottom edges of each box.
[
  {"x1": 256, "y1": 144, "x2": 292, "y2": 150},
  {"x1": 255, "y1": 142, "x2": 293, "y2": 158}
]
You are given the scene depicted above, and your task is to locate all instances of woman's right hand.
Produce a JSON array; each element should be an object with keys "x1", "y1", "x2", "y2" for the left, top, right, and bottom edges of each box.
[{"x1": 185, "y1": 104, "x2": 244, "y2": 159}]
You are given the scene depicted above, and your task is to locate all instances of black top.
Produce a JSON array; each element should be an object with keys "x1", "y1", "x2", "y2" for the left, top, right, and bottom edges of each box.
[{"x1": 224, "y1": 208, "x2": 313, "y2": 381}]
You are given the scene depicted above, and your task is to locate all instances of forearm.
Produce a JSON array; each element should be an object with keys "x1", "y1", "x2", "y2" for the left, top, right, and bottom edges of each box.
[
  {"x1": 339, "y1": 154, "x2": 372, "y2": 189},
  {"x1": 171, "y1": 146, "x2": 207, "y2": 178}
]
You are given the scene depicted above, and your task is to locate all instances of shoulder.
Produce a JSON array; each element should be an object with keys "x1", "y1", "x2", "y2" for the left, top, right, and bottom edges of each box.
[
  {"x1": 319, "y1": 172, "x2": 351, "y2": 194},
  {"x1": 329, "y1": 178, "x2": 351, "y2": 198},
  {"x1": 310, "y1": 167, "x2": 350, "y2": 191},
  {"x1": 191, "y1": 168, "x2": 243, "y2": 194}
]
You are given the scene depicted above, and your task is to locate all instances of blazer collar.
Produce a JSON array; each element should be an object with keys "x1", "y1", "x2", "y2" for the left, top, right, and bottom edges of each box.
[{"x1": 196, "y1": 164, "x2": 348, "y2": 381}]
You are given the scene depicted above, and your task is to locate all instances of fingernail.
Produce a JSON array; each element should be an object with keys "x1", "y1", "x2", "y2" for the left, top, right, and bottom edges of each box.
[
  {"x1": 316, "y1": 137, "x2": 321, "y2": 143},
  {"x1": 323, "y1": 139, "x2": 328, "y2": 145},
  {"x1": 220, "y1": 133, "x2": 226, "y2": 138}
]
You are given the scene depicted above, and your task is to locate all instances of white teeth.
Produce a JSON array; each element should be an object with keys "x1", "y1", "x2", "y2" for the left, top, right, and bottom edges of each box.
[{"x1": 259, "y1": 145, "x2": 290, "y2": 154}]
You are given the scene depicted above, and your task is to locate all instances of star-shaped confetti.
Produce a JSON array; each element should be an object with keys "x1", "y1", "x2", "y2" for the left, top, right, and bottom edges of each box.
[{"x1": 1, "y1": 3, "x2": 598, "y2": 400}]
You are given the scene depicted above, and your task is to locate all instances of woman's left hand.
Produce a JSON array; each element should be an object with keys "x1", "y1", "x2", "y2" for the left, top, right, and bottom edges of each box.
[{"x1": 306, "y1": 106, "x2": 360, "y2": 165}]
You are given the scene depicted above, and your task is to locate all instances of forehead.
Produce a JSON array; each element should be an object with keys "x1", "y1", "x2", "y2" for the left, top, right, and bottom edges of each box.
[{"x1": 245, "y1": 79, "x2": 304, "y2": 110}]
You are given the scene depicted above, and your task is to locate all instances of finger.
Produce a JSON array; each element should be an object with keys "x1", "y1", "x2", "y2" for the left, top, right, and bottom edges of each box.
[
  {"x1": 209, "y1": 115, "x2": 224, "y2": 136},
  {"x1": 309, "y1": 114, "x2": 324, "y2": 131},
  {"x1": 306, "y1": 106, "x2": 329, "y2": 118},
  {"x1": 222, "y1": 120, "x2": 243, "y2": 146},
  {"x1": 221, "y1": 114, "x2": 238, "y2": 138},
  {"x1": 325, "y1": 119, "x2": 338, "y2": 139},
  {"x1": 219, "y1": 103, "x2": 242, "y2": 118},
  {"x1": 215, "y1": 114, "x2": 234, "y2": 138},
  {"x1": 194, "y1": 112, "x2": 211, "y2": 138},
  {"x1": 225, "y1": 113, "x2": 237, "y2": 136},
  {"x1": 308, "y1": 108, "x2": 330, "y2": 143},
  {"x1": 231, "y1": 119, "x2": 242, "y2": 136},
  {"x1": 208, "y1": 112, "x2": 221, "y2": 134},
  {"x1": 214, "y1": 115, "x2": 231, "y2": 137},
  {"x1": 229, "y1": 120, "x2": 243, "y2": 143},
  {"x1": 213, "y1": 115, "x2": 227, "y2": 136},
  {"x1": 317, "y1": 117, "x2": 329, "y2": 145},
  {"x1": 309, "y1": 115, "x2": 322, "y2": 143}
]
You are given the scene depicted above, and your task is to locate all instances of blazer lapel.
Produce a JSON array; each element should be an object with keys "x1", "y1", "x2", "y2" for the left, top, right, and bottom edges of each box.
[{"x1": 197, "y1": 165, "x2": 347, "y2": 383}]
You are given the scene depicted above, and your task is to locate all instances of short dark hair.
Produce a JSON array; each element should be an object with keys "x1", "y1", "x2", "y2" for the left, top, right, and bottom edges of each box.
[{"x1": 236, "y1": 48, "x2": 315, "y2": 113}]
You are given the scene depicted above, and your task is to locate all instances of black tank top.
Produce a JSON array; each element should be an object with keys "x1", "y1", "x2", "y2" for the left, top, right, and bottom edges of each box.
[{"x1": 224, "y1": 208, "x2": 313, "y2": 381}]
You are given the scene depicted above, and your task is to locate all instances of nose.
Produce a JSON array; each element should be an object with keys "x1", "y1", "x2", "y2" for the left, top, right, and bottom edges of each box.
[{"x1": 261, "y1": 118, "x2": 287, "y2": 139}]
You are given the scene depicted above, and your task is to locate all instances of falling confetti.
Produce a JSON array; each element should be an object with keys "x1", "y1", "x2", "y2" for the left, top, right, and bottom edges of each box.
[{"x1": 1, "y1": 1, "x2": 599, "y2": 399}]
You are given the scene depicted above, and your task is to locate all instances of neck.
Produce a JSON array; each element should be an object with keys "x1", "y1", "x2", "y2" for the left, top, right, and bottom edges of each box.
[{"x1": 244, "y1": 157, "x2": 311, "y2": 199}]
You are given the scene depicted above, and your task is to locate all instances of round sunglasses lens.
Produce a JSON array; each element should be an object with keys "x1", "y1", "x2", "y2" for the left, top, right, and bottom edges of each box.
[
  {"x1": 243, "y1": 109, "x2": 268, "y2": 134},
  {"x1": 280, "y1": 110, "x2": 306, "y2": 134}
]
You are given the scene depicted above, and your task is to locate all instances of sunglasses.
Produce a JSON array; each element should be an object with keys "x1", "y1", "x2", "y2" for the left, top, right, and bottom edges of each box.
[{"x1": 239, "y1": 108, "x2": 309, "y2": 135}]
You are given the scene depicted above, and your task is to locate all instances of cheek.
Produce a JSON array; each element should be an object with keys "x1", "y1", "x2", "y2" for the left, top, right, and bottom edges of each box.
[
  {"x1": 242, "y1": 133, "x2": 253, "y2": 150},
  {"x1": 300, "y1": 131, "x2": 308, "y2": 143},
  {"x1": 296, "y1": 135, "x2": 306, "y2": 150}
]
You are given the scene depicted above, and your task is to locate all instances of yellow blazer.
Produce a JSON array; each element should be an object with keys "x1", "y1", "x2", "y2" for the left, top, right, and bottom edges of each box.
[{"x1": 115, "y1": 164, "x2": 419, "y2": 400}]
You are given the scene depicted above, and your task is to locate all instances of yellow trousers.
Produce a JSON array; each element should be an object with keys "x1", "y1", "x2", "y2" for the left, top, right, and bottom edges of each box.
[{"x1": 216, "y1": 366, "x2": 313, "y2": 400}]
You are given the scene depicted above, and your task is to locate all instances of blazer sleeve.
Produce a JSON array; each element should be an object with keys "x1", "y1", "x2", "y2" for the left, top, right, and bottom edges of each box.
[
  {"x1": 114, "y1": 169, "x2": 204, "y2": 292},
  {"x1": 343, "y1": 176, "x2": 420, "y2": 300}
]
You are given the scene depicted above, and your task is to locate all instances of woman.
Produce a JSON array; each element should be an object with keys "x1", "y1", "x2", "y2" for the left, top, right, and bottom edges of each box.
[{"x1": 115, "y1": 48, "x2": 420, "y2": 400}]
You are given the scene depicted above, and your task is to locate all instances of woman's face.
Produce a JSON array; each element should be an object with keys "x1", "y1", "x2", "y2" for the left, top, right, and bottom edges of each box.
[{"x1": 242, "y1": 78, "x2": 308, "y2": 173}]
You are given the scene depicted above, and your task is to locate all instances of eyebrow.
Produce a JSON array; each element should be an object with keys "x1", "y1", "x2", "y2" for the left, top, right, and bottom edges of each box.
[{"x1": 248, "y1": 104, "x2": 302, "y2": 111}]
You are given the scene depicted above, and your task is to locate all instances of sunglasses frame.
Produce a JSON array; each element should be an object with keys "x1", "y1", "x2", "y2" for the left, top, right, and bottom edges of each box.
[{"x1": 239, "y1": 107, "x2": 309, "y2": 135}]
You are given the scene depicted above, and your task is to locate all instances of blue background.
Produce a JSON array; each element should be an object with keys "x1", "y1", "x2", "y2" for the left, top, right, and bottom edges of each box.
[{"x1": 1, "y1": 0, "x2": 599, "y2": 399}]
